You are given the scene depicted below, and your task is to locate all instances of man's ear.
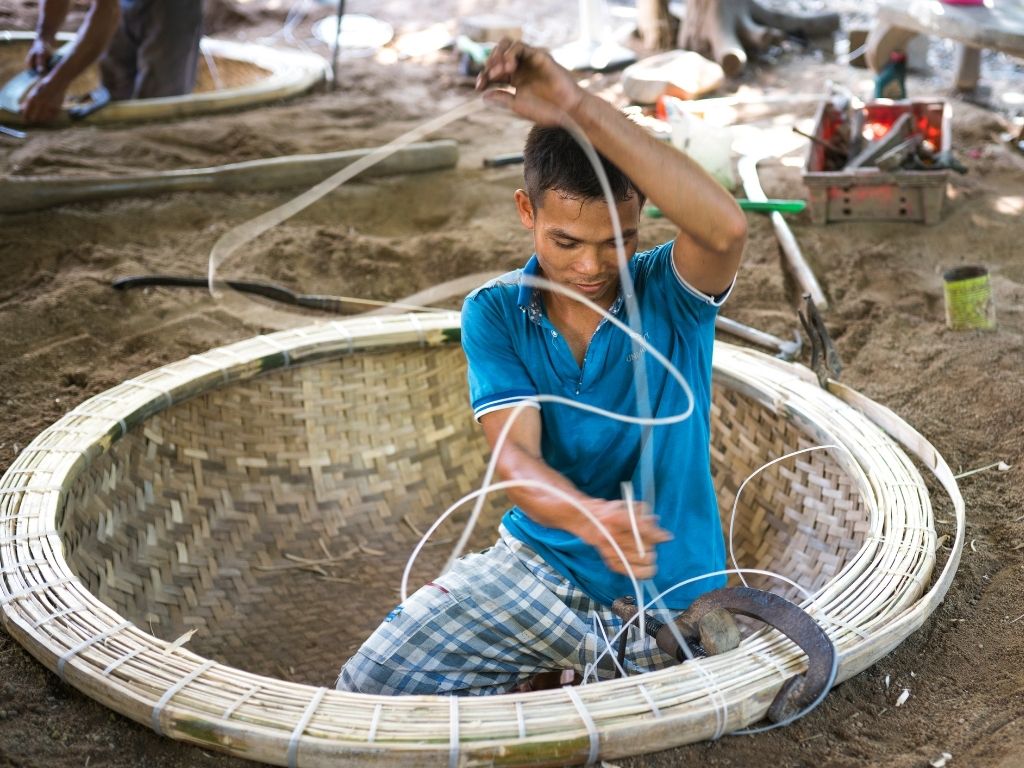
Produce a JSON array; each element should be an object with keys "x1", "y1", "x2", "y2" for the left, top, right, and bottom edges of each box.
[{"x1": 514, "y1": 189, "x2": 536, "y2": 230}]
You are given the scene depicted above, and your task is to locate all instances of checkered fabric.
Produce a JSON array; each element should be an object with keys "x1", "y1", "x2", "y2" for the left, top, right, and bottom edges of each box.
[{"x1": 336, "y1": 527, "x2": 678, "y2": 695}]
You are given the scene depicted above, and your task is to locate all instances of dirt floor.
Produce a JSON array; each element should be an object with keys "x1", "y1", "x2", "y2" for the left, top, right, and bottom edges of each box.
[{"x1": 1, "y1": 1, "x2": 1023, "y2": 766}]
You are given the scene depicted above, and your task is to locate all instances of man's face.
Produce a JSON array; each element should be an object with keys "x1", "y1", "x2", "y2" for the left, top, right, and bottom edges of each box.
[{"x1": 515, "y1": 188, "x2": 641, "y2": 310}]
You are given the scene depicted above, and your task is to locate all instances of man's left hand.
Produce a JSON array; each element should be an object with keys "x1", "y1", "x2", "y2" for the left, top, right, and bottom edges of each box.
[
  {"x1": 475, "y1": 39, "x2": 583, "y2": 127},
  {"x1": 22, "y1": 76, "x2": 67, "y2": 124}
]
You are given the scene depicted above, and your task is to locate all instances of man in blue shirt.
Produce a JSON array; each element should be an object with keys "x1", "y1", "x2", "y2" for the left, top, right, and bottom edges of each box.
[{"x1": 337, "y1": 39, "x2": 746, "y2": 696}]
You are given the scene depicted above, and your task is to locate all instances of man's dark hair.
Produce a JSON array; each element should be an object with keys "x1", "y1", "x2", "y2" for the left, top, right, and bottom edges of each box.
[{"x1": 523, "y1": 125, "x2": 644, "y2": 209}]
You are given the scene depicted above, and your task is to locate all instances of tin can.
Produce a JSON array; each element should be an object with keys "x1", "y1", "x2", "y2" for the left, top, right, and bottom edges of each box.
[{"x1": 943, "y1": 265, "x2": 996, "y2": 331}]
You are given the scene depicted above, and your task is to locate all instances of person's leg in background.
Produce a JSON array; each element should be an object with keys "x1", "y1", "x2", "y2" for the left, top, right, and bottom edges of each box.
[{"x1": 129, "y1": 0, "x2": 204, "y2": 99}]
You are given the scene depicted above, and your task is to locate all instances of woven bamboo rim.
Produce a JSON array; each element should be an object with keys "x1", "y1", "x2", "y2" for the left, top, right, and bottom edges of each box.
[
  {"x1": 0, "y1": 31, "x2": 327, "y2": 126},
  {"x1": 0, "y1": 313, "x2": 964, "y2": 766}
]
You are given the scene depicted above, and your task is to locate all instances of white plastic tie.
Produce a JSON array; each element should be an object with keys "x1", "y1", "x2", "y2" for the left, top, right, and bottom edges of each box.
[
  {"x1": 126, "y1": 379, "x2": 173, "y2": 408},
  {"x1": 152, "y1": 659, "x2": 216, "y2": 735},
  {"x1": 636, "y1": 682, "x2": 662, "y2": 719},
  {"x1": 188, "y1": 353, "x2": 231, "y2": 383},
  {"x1": 58, "y1": 620, "x2": 132, "y2": 680},
  {"x1": 31, "y1": 605, "x2": 85, "y2": 629},
  {"x1": 287, "y1": 687, "x2": 327, "y2": 768},
  {"x1": 221, "y1": 685, "x2": 260, "y2": 720},
  {"x1": 753, "y1": 650, "x2": 789, "y2": 682},
  {"x1": 0, "y1": 529, "x2": 59, "y2": 545},
  {"x1": 1, "y1": 558, "x2": 46, "y2": 576},
  {"x1": 1, "y1": 576, "x2": 73, "y2": 606},
  {"x1": 565, "y1": 687, "x2": 600, "y2": 766},
  {"x1": 0, "y1": 485, "x2": 62, "y2": 496},
  {"x1": 448, "y1": 695, "x2": 460, "y2": 768},
  {"x1": 367, "y1": 702, "x2": 383, "y2": 743},
  {"x1": 329, "y1": 321, "x2": 355, "y2": 354},
  {"x1": 102, "y1": 646, "x2": 145, "y2": 676},
  {"x1": 407, "y1": 313, "x2": 427, "y2": 347},
  {"x1": 258, "y1": 335, "x2": 292, "y2": 366},
  {"x1": 515, "y1": 700, "x2": 527, "y2": 739}
]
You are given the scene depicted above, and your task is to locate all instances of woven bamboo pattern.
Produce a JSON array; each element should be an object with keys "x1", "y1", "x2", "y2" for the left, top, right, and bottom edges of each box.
[{"x1": 0, "y1": 313, "x2": 964, "y2": 767}]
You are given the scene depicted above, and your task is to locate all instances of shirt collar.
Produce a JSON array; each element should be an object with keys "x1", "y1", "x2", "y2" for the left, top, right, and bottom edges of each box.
[{"x1": 517, "y1": 254, "x2": 626, "y2": 325}]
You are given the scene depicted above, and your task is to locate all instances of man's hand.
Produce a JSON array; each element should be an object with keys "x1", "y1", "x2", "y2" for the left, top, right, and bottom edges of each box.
[
  {"x1": 25, "y1": 36, "x2": 56, "y2": 75},
  {"x1": 475, "y1": 39, "x2": 584, "y2": 127},
  {"x1": 576, "y1": 499, "x2": 673, "y2": 580},
  {"x1": 22, "y1": 76, "x2": 67, "y2": 124}
]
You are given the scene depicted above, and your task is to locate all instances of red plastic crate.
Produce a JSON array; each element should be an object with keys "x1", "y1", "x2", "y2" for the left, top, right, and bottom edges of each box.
[{"x1": 802, "y1": 99, "x2": 952, "y2": 225}]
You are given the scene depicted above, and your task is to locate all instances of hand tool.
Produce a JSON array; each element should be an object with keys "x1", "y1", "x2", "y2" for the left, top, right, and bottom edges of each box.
[
  {"x1": 612, "y1": 585, "x2": 837, "y2": 723},
  {"x1": 647, "y1": 199, "x2": 808, "y2": 216},
  {"x1": 798, "y1": 293, "x2": 842, "y2": 387},
  {"x1": 715, "y1": 316, "x2": 803, "y2": 361}
]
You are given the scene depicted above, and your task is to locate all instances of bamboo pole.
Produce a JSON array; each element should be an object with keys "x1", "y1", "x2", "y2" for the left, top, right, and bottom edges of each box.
[{"x1": 0, "y1": 140, "x2": 458, "y2": 213}]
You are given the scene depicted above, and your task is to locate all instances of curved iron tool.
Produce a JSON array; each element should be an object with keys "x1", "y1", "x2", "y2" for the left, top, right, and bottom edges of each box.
[
  {"x1": 612, "y1": 586, "x2": 837, "y2": 724},
  {"x1": 681, "y1": 586, "x2": 837, "y2": 723}
]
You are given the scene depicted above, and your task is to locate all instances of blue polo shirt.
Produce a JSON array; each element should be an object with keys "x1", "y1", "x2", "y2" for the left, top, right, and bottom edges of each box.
[{"x1": 460, "y1": 241, "x2": 729, "y2": 609}]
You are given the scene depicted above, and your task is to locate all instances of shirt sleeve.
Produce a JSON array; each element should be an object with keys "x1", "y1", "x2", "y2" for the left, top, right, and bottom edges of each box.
[
  {"x1": 461, "y1": 290, "x2": 540, "y2": 422},
  {"x1": 634, "y1": 240, "x2": 733, "y2": 329}
]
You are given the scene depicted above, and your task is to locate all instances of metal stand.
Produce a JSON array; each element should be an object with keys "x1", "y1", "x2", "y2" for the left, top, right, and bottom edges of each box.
[
  {"x1": 552, "y1": 0, "x2": 636, "y2": 71},
  {"x1": 330, "y1": 0, "x2": 345, "y2": 90}
]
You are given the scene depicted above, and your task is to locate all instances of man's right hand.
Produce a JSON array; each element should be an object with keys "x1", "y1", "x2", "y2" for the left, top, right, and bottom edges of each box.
[
  {"x1": 25, "y1": 37, "x2": 56, "y2": 74},
  {"x1": 576, "y1": 499, "x2": 673, "y2": 580}
]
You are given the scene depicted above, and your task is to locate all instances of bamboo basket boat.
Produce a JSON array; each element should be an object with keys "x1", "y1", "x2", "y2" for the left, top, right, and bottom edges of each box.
[
  {"x1": 0, "y1": 31, "x2": 327, "y2": 126},
  {"x1": 0, "y1": 313, "x2": 964, "y2": 766}
]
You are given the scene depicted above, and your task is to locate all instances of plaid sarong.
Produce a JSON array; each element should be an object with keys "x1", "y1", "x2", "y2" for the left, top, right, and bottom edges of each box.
[{"x1": 336, "y1": 526, "x2": 677, "y2": 695}]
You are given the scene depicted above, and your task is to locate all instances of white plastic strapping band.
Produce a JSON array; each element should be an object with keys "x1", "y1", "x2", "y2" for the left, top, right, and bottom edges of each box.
[
  {"x1": 221, "y1": 685, "x2": 260, "y2": 720},
  {"x1": 152, "y1": 659, "x2": 216, "y2": 735},
  {"x1": 367, "y1": 702, "x2": 382, "y2": 743},
  {"x1": 448, "y1": 695, "x2": 460, "y2": 768},
  {"x1": 288, "y1": 687, "x2": 327, "y2": 768},
  {"x1": 565, "y1": 686, "x2": 600, "y2": 766},
  {"x1": 58, "y1": 620, "x2": 132, "y2": 680}
]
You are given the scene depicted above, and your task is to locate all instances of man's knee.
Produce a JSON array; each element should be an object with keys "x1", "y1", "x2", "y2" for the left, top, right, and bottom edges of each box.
[{"x1": 335, "y1": 653, "x2": 388, "y2": 694}]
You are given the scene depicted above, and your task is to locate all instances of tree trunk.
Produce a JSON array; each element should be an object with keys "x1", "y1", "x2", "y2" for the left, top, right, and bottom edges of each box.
[
  {"x1": 636, "y1": 0, "x2": 675, "y2": 51},
  {"x1": 678, "y1": 0, "x2": 840, "y2": 77}
]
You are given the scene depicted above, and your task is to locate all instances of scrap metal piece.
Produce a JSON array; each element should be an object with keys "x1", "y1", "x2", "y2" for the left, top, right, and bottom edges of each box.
[
  {"x1": 611, "y1": 586, "x2": 837, "y2": 723},
  {"x1": 682, "y1": 587, "x2": 837, "y2": 723},
  {"x1": 875, "y1": 134, "x2": 923, "y2": 171},
  {"x1": 716, "y1": 316, "x2": 803, "y2": 361},
  {"x1": 844, "y1": 111, "x2": 913, "y2": 169},
  {"x1": 798, "y1": 293, "x2": 842, "y2": 387}
]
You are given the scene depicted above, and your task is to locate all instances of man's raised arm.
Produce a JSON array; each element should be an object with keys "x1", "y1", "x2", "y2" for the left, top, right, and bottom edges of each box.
[{"x1": 477, "y1": 40, "x2": 746, "y2": 297}]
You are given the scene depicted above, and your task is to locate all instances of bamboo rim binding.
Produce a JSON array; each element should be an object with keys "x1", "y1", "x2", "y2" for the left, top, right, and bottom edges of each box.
[{"x1": 0, "y1": 313, "x2": 964, "y2": 767}]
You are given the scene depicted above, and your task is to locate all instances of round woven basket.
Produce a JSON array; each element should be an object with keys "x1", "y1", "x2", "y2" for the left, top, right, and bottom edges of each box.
[
  {"x1": 0, "y1": 313, "x2": 963, "y2": 766},
  {"x1": 0, "y1": 31, "x2": 327, "y2": 126}
]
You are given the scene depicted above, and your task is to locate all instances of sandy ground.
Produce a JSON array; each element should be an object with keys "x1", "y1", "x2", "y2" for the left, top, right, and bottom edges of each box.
[{"x1": 2, "y1": 1, "x2": 1024, "y2": 766}]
